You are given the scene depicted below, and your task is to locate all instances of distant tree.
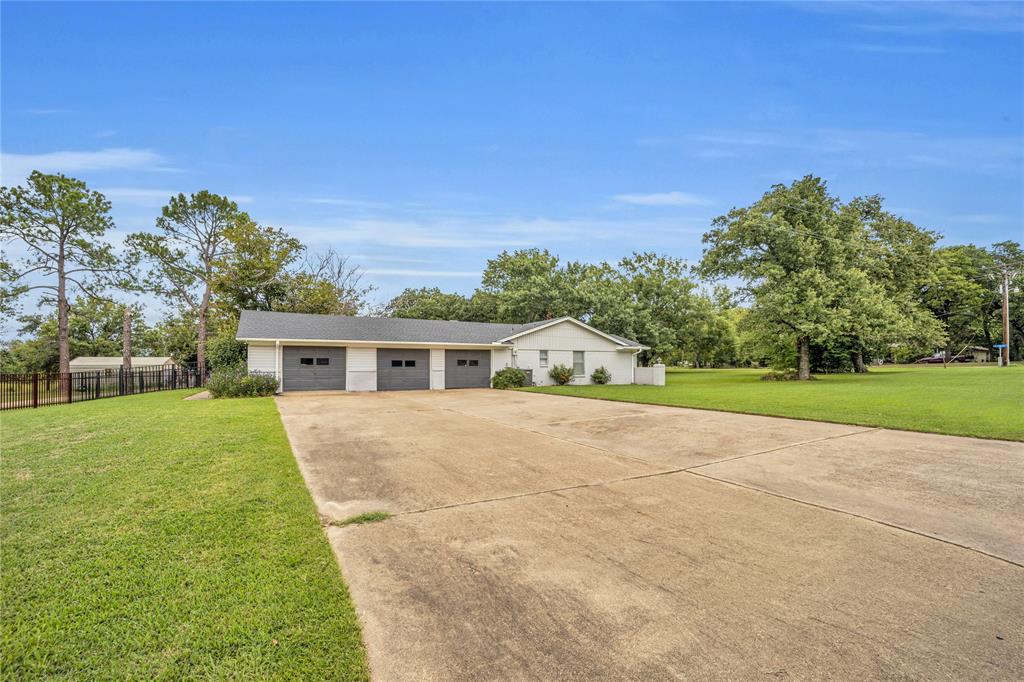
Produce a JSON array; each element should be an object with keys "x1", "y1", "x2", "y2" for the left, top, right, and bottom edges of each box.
[
  {"x1": 844, "y1": 198, "x2": 944, "y2": 369},
  {"x1": 0, "y1": 297, "x2": 151, "y2": 372},
  {"x1": 616, "y1": 252, "x2": 705, "y2": 364},
  {"x1": 0, "y1": 172, "x2": 125, "y2": 372},
  {"x1": 126, "y1": 191, "x2": 243, "y2": 371},
  {"x1": 480, "y1": 249, "x2": 573, "y2": 322},
  {"x1": 212, "y1": 219, "x2": 303, "y2": 314},
  {"x1": 383, "y1": 287, "x2": 472, "y2": 320},
  {"x1": 279, "y1": 248, "x2": 373, "y2": 316}
]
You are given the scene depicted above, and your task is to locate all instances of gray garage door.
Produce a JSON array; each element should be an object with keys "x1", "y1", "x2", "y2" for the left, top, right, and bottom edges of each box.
[
  {"x1": 377, "y1": 349, "x2": 430, "y2": 391},
  {"x1": 445, "y1": 350, "x2": 491, "y2": 389},
  {"x1": 282, "y1": 346, "x2": 346, "y2": 391}
]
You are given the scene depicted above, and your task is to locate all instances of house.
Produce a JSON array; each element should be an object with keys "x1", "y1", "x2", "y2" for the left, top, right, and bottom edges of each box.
[
  {"x1": 236, "y1": 310, "x2": 653, "y2": 391},
  {"x1": 68, "y1": 356, "x2": 177, "y2": 372},
  {"x1": 968, "y1": 346, "x2": 992, "y2": 363}
]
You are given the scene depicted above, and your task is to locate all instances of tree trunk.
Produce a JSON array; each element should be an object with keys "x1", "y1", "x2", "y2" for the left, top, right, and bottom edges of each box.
[
  {"x1": 122, "y1": 308, "x2": 132, "y2": 377},
  {"x1": 57, "y1": 246, "x2": 70, "y2": 374},
  {"x1": 797, "y1": 336, "x2": 811, "y2": 380},
  {"x1": 197, "y1": 284, "x2": 210, "y2": 372},
  {"x1": 852, "y1": 350, "x2": 868, "y2": 373}
]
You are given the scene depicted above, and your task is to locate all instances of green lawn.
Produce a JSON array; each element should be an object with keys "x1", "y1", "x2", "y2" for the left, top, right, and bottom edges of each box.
[
  {"x1": 527, "y1": 364, "x2": 1024, "y2": 441},
  {"x1": 1, "y1": 391, "x2": 368, "y2": 680}
]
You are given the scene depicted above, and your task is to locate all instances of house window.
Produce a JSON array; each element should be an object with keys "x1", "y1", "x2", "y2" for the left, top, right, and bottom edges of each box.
[
  {"x1": 300, "y1": 357, "x2": 314, "y2": 365},
  {"x1": 468, "y1": 359, "x2": 479, "y2": 367},
  {"x1": 391, "y1": 360, "x2": 403, "y2": 367},
  {"x1": 573, "y1": 351, "x2": 585, "y2": 376},
  {"x1": 316, "y1": 358, "x2": 330, "y2": 366},
  {"x1": 404, "y1": 360, "x2": 416, "y2": 367},
  {"x1": 457, "y1": 359, "x2": 467, "y2": 366},
  {"x1": 539, "y1": 350, "x2": 548, "y2": 368}
]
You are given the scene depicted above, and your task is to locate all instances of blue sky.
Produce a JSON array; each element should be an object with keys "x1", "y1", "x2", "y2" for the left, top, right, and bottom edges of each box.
[{"x1": 2, "y1": 1, "x2": 1022, "y2": 322}]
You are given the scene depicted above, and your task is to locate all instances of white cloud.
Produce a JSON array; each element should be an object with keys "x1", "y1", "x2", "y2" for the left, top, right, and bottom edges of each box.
[
  {"x1": 363, "y1": 268, "x2": 480, "y2": 278},
  {"x1": 848, "y1": 43, "x2": 945, "y2": 55},
  {"x1": 685, "y1": 128, "x2": 1023, "y2": 175},
  {"x1": 0, "y1": 147, "x2": 172, "y2": 184},
  {"x1": 612, "y1": 191, "x2": 713, "y2": 207},
  {"x1": 97, "y1": 187, "x2": 252, "y2": 207},
  {"x1": 945, "y1": 213, "x2": 1005, "y2": 225}
]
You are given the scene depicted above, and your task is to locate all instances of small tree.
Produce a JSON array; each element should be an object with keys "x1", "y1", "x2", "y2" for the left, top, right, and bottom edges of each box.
[{"x1": 0, "y1": 172, "x2": 124, "y2": 373}]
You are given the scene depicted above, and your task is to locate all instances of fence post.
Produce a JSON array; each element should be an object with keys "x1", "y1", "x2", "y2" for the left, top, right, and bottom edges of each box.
[
  {"x1": 139, "y1": 369, "x2": 145, "y2": 393},
  {"x1": 66, "y1": 372, "x2": 73, "y2": 404},
  {"x1": 32, "y1": 373, "x2": 39, "y2": 408},
  {"x1": 95, "y1": 371, "x2": 100, "y2": 400},
  {"x1": 171, "y1": 366, "x2": 177, "y2": 390}
]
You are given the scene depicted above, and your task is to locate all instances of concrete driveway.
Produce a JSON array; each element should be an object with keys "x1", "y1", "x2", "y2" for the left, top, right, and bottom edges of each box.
[{"x1": 275, "y1": 390, "x2": 1024, "y2": 681}]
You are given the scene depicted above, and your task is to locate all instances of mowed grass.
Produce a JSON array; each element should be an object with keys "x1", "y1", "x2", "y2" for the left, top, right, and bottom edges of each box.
[
  {"x1": 1, "y1": 391, "x2": 368, "y2": 680},
  {"x1": 528, "y1": 363, "x2": 1024, "y2": 441}
]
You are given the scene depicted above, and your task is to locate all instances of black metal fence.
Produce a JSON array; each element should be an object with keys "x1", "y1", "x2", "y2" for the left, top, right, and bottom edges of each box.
[{"x1": 0, "y1": 366, "x2": 206, "y2": 411}]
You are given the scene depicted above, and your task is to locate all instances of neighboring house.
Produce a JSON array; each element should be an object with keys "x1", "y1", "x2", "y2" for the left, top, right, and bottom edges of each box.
[
  {"x1": 236, "y1": 310, "x2": 649, "y2": 392},
  {"x1": 968, "y1": 346, "x2": 992, "y2": 362},
  {"x1": 68, "y1": 356, "x2": 177, "y2": 372}
]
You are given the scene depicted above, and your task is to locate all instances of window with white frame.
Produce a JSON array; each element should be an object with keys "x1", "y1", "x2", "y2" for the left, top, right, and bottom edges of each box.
[
  {"x1": 539, "y1": 350, "x2": 549, "y2": 368},
  {"x1": 573, "y1": 351, "x2": 585, "y2": 376}
]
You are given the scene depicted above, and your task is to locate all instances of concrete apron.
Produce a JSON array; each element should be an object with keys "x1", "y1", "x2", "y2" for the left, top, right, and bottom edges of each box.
[{"x1": 274, "y1": 390, "x2": 1024, "y2": 681}]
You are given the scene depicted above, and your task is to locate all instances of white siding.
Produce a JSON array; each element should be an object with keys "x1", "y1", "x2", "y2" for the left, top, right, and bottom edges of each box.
[
  {"x1": 346, "y1": 347, "x2": 377, "y2": 391},
  {"x1": 511, "y1": 321, "x2": 635, "y2": 385},
  {"x1": 491, "y1": 347, "x2": 512, "y2": 379},
  {"x1": 430, "y1": 348, "x2": 445, "y2": 390},
  {"x1": 247, "y1": 344, "x2": 276, "y2": 373},
  {"x1": 513, "y1": 320, "x2": 623, "y2": 352}
]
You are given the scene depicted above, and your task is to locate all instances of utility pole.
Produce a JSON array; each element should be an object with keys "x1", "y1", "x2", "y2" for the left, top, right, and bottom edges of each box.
[{"x1": 1002, "y1": 269, "x2": 1011, "y2": 367}]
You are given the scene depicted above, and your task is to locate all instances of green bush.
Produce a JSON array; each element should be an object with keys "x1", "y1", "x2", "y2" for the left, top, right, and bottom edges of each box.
[
  {"x1": 206, "y1": 333, "x2": 247, "y2": 370},
  {"x1": 548, "y1": 363, "x2": 574, "y2": 386},
  {"x1": 207, "y1": 363, "x2": 279, "y2": 398},
  {"x1": 590, "y1": 366, "x2": 612, "y2": 384},
  {"x1": 491, "y1": 367, "x2": 529, "y2": 389}
]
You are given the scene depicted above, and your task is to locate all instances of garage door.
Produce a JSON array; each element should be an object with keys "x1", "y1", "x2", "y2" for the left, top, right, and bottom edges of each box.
[
  {"x1": 377, "y1": 349, "x2": 430, "y2": 391},
  {"x1": 445, "y1": 350, "x2": 491, "y2": 389},
  {"x1": 282, "y1": 346, "x2": 346, "y2": 391}
]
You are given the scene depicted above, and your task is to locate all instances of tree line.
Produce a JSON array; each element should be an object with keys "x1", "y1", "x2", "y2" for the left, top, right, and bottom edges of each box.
[{"x1": 2, "y1": 172, "x2": 1021, "y2": 379}]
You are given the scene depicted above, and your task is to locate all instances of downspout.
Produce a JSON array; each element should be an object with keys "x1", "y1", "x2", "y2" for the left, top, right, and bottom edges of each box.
[{"x1": 275, "y1": 340, "x2": 281, "y2": 393}]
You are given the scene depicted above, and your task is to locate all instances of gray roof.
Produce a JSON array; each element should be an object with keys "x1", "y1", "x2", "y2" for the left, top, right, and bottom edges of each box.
[{"x1": 236, "y1": 310, "x2": 641, "y2": 346}]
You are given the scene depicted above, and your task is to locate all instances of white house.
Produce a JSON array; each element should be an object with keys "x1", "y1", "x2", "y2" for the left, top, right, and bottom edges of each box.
[{"x1": 236, "y1": 310, "x2": 658, "y2": 392}]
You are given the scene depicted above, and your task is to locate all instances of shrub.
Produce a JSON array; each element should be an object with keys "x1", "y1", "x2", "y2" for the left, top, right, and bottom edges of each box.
[
  {"x1": 207, "y1": 363, "x2": 279, "y2": 398},
  {"x1": 491, "y1": 367, "x2": 529, "y2": 390},
  {"x1": 548, "y1": 363, "x2": 574, "y2": 386},
  {"x1": 206, "y1": 334, "x2": 247, "y2": 370},
  {"x1": 590, "y1": 366, "x2": 612, "y2": 384}
]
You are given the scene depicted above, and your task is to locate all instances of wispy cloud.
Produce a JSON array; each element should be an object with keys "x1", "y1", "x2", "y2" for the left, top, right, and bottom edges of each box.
[
  {"x1": 0, "y1": 147, "x2": 174, "y2": 184},
  {"x1": 792, "y1": 2, "x2": 1024, "y2": 35},
  {"x1": 944, "y1": 213, "x2": 1005, "y2": 225},
  {"x1": 98, "y1": 187, "x2": 253, "y2": 207},
  {"x1": 847, "y1": 43, "x2": 945, "y2": 55},
  {"x1": 612, "y1": 191, "x2": 713, "y2": 207},
  {"x1": 362, "y1": 268, "x2": 480, "y2": 278},
  {"x1": 684, "y1": 128, "x2": 1023, "y2": 175},
  {"x1": 304, "y1": 197, "x2": 390, "y2": 209},
  {"x1": 23, "y1": 108, "x2": 70, "y2": 116}
]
